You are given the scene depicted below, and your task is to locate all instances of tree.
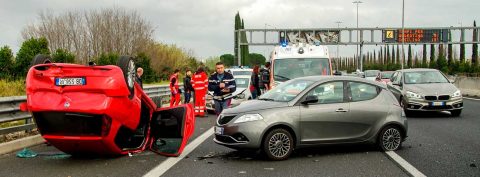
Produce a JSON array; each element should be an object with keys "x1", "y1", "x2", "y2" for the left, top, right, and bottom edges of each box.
[
  {"x1": 234, "y1": 12, "x2": 241, "y2": 65},
  {"x1": 95, "y1": 52, "x2": 119, "y2": 66},
  {"x1": 407, "y1": 44, "x2": 412, "y2": 68},
  {"x1": 246, "y1": 53, "x2": 266, "y2": 66},
  {"x1": 220, "y1": 54, "x2": 235, "y2": 67},
  {"x1": 22, "y1": 8, "x2": 154, "y2": 64},
  {"x1": 396, "y1": 45, "x2": 400, "y2": 65},
  {"x1": 240, "y1": 18, "x2": 249, "y2": 66},
  {"x1": 422, "y1": 44, "x2": 428, "y2": 68},
  {"x1": 15, "y1": 37, "x2": 50, "y2": 78},
  {"x1": 52, "y1": 49, "x2": 75, "y2": 63},
  {"x1": 429, "y1": 44, "x2": 436, "y2": 68},
  {"x1": 473, "y1": 20, "x2": 478, "y2": 66},
  {"x1": 135, "y1": 53, "x2": 157, "y2": 83},
  {"x1": 391, "y1": 45, "x2": 396, "y2": 64},
  {"x1": 0, "y1": 46, "x2": 14, "y2": 79}
]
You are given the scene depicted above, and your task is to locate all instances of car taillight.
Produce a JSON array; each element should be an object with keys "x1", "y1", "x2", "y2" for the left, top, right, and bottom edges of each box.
[{"x1": 101, "y1": 116, "x2": 112, "y2": 137}]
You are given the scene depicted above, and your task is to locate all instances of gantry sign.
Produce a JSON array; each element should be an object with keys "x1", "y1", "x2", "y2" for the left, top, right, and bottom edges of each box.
[{"x1": 235, "y1": 27, "x2": 480, "y2": 65}]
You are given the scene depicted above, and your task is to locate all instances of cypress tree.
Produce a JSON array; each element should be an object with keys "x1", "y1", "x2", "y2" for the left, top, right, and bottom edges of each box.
[
  {"x1": 407, "y1": 44, "x2": 412, "y2": 68},
  {"x1": 422, "y1": 44, "x2": 428, "y2": 67},
  {"x1": 430, "y1": 44, "x2": 436, "y2": 68},
  {"x1": 472, "y1": 20, "x2": 478, "y2": 66}
]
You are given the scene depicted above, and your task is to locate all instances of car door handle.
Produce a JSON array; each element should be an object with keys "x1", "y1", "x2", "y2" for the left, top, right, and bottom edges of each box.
[{"x1": 335, "y1": 108, "x2": 349, "y2": 112}]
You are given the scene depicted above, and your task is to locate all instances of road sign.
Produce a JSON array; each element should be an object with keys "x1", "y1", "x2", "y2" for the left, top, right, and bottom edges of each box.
[{"x1": 383, "y1": 29, "x2": 450, "y2": 43}]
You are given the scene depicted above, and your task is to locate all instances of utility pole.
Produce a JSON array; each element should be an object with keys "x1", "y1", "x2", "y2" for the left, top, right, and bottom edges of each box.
[
  {"x1": 353, "y1": 1, "x2": 363, "y2": 71},
  {"x1": 401, "y1": 0, "x2": 405, "y2": 69},
  {"x1": 335, "y1": 21, "x2": 342, "y2": 71}
]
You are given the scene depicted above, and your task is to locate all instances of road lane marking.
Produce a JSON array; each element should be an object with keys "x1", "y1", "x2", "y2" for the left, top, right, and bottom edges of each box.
[
  {"x1": 143, "y1": 127, "x2": 214, "y2": 177},
  {"x1": 385, "y1": 151, "x2": 426, "y2": 177},
  {"x1": 463, "y1": 97, "x2": 480, "y2": 101}
]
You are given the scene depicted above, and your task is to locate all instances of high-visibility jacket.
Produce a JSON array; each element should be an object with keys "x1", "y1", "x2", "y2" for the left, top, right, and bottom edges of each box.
[
  {"x1": 191, "y1": 72, "x2": 208, "y2": 91},
  {"x1": 169, "y1": 74, "x2": 179, "y2": 94}
]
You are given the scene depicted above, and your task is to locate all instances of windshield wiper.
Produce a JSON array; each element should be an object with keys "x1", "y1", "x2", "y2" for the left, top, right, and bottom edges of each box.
[
  {"x1": 258, "y1": 98, "x2": 275, "y2": 101},
  {"x1": 274, "y1": 74, "x2": 290, "y2": 80}
]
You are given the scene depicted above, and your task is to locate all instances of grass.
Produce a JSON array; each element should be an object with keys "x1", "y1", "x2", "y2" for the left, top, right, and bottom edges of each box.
[{"x1": 0, "y1": 79, "x2": 25, "y2": 97}]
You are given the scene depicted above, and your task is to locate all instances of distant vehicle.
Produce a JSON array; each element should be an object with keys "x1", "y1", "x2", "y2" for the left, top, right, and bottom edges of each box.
[
  {"x1": 20, "y1": 55, "x2": 195, "y2": 156},
  {"x1": 227, "y1": 68, "x2": 253, "y2": 77},
  {"x1": 387, "y1": 68, "x2": 463, "y2": 117},
  {"x1": 376, "y1": 71, "x2": 395, "y2": 84},
  {"x1": 214, "y1": 76, "x2": 407, "y2": 160},
  {"x1": 364, "y1": 70, "x2": 381, "y2": 81},
  {"x1": 269, "y1": 43, "x2": 333, "y2": 88}
]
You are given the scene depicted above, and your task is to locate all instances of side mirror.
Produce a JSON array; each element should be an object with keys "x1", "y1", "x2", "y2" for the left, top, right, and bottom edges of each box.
[{"x1": 301, "y1": 95, "x2": 318, "y2": 105}]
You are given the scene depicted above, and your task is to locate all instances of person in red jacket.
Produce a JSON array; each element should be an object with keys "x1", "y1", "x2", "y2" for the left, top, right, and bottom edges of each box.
[
  {"x1": 191, "y1": 66, "x2": 208, "y2": 117},
  {"x1": 169, "y1": 69, "x2": 181, "y2": 107}
]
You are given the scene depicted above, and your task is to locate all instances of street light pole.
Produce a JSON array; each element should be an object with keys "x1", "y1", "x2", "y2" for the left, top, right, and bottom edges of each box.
[
  {"x1": 353, "y1": 1, "x2": 362, "y2": 71},
  {"x1": 401, "y1": 0, "x2": 405, "y2": 69},
  {"x1": 335, "y1": 21, "x2": 342, "y2": 71}
]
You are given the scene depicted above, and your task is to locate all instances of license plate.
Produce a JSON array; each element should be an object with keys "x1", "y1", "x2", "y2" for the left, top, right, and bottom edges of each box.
[
  {"x1": 431, "y1": 102, "x2": 444, "y2": 106},
  {"x1": 55, "y1": 77, "x2": 85, "y2": 86},
  {"x1": 215, "y1": 126, "x2": 224, "y2": 135}
]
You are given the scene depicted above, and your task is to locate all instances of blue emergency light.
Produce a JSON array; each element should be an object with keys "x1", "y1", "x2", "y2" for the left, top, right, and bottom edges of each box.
[{"x1": 281, "y1": 40, "x2": 288, "y2": 47}]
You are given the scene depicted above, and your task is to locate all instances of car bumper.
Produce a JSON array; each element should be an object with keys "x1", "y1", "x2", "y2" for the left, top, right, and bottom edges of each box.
[
  {"x1": 404, "y1": 97, "x2": 463, "y2": 111},
  {"x1": 213, "y1": 120, "x2": 268, "y2": 149}
]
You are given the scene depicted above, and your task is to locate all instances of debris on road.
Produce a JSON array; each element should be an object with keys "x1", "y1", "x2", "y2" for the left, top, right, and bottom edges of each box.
[
  {"x1": 16, "y1": 148, "x2": 37, "y2": 158},
  {"x1": 470, "y1": 163, "x2": 477, "y2": 168}
]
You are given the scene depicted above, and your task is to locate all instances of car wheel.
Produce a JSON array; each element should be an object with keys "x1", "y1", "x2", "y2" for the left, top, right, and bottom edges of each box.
[
  {"x1": 378, "y1": 126, "x2": 403, "y2": 151},
  {"x1": 31, "y1": 54, "x2": 51, "y2": 66},
  {"x1": 450, "y1": 110, "x2": 462, "y2": 117},
  {"x1": 262, "y1": 129, "x2": 293, "y2": 161},
  {"x1": 117, "y1": 56, "x2": 135, "y2": 99}
]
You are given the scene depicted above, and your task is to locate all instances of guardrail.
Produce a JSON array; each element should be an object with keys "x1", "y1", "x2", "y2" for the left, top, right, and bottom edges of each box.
[{"x1": 0, "y1": 85, "x2": 180, "y2": 136}]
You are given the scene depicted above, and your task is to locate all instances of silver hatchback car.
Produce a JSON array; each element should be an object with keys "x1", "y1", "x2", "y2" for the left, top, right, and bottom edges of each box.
[{"x1": 214, "y1": 76, "x2": 407, "y2": 160}]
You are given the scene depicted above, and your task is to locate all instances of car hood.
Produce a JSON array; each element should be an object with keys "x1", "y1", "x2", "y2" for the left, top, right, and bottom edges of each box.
[
  {"x1": 223, "y1": 100, "x2": 288, "y2": 114},
  {"x1": 404, "y1": 83, "x2": 458, "y2": 95}
]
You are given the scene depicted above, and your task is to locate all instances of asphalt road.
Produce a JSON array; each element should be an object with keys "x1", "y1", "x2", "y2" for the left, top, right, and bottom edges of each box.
[{"x1": 1, "y1": 99, "x2": 479, "y2": 177}]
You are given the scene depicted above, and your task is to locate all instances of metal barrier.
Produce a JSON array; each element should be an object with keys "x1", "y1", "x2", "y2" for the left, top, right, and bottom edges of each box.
[{"x1": 0, "y1": 85, "x2": 179, "y2": 136}]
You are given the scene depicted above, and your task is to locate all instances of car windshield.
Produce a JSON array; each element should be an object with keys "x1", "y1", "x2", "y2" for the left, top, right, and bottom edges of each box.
[
  {"x1": 259, "y1": 79, "x2": 314, "y2": 102},
  {"x1": 404, "y1": 71, "x2": 449, "y2": 84},
  {"x1": 381, "y1": 72, "x2": 394, "y2": 79},
  {"x1": 232, "y1": 71, "x2": 252, "y2": 76},
  {"x1": 273, "y1": 58, "x2": 330, "y2": 82},
  {"x1": 235, "y1": 78, "x2": 249, "y2": 88},
  {"x1": 365, "y1": 70, "x2": 380, "y2": 77}
]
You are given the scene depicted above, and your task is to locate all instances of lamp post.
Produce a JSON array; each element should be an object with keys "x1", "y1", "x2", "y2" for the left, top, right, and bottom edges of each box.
[
  {"x1": 401, "y1": 0, "x2": 405, "y2": 69},
  {"x1": 353, "y1": 1, "x2": 363, "y2": 71}
]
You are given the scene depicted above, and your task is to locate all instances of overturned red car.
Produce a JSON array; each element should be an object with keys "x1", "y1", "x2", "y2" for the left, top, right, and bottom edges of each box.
[{"x1": 20, "y1": 55, "x2": 195, "y2": 157}]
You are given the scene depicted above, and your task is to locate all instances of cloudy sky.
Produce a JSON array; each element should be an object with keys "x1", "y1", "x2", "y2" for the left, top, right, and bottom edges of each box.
[{"x1": 0, "y1": 0, "x2": 478, "y2": 60}]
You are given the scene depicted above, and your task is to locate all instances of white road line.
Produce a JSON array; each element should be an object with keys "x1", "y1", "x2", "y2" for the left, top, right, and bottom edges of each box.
[
  {"x1": 143, "y1": 127, "x2": 214, "y2": 177},
  {"x1": 463, "y1": 97, "x2": 480, "y2": 101},
  {"x1": 385, "y1": 151, "x2": 426, "y2": 177}
]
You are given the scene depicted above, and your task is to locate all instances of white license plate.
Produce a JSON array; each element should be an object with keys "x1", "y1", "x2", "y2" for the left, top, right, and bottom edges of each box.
[
  {"x1": 55, "y1": 78, "x2": 85, "y2": 86},
  {"x1": 215, "y1": 127, "x2": 224, "y2": 135},
  {"x1": 431, "y1": 102, "x2": 444, "y2": 106}
]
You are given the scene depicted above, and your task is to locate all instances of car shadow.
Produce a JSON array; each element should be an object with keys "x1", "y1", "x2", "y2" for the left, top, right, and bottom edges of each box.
[{"x1": 407, "y1": 111, "x2": 453, "y2": 119}]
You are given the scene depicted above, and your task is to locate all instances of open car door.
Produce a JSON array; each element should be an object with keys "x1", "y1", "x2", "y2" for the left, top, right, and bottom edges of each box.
[{"x1": 149, "y1": 104, "x2": 195, "y2": 157}]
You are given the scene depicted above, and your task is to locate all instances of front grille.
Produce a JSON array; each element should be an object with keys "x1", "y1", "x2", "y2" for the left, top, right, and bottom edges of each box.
[
  {"x1": 424, "y1": 96, "x2": 437, "y2": 101},
  {"x1": 218, "y1": 115, "x2": 237, "y2": 125},
  {"x1": 33, "y1": 112, "x2": 103, "y2": 136},
  {"x1": 438, "y1": 95, "x2": 450, "y2": 100},
  {"x1": 423, "y1": 105, "x2": 453, "y2": 110}
]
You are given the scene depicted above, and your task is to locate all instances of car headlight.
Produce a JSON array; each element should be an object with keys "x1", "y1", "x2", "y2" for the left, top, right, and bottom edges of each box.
[
  {"x1": 451, "y1": 90, "x2": 461, "y2": 98},
  {"x1": 406, "y1": 91, "x2": 422, "y2": 99},
  {"x1": 233, "y1": 114, "x2": 263, "y2": 124}
]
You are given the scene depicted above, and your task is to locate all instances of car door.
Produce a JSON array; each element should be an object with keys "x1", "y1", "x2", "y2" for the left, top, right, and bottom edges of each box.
[
  {"x1": 387, "y1": 72, "x2": 403, "y2": 101},
  {"x1": 299, "y1": 81, "x2": 350, "y2": 144},
  {"x1": 347, "y1": 81, "x2": 387, "y2": 141},
  {"x1": 149, "y1": 104, "x2": 195, "y2": 157}
]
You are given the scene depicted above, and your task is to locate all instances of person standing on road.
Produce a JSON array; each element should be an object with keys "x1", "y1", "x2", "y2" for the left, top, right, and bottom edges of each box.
[
  {"x1": 250, "y1": 65, "x2": 261, "y2": 99},
  {"x1": 136, "y1": 67, "x2": 144, "y2": 89},
  {"x1": 208, "y1": 62, "x2": 236, "y2": 116},
  {"x1": 183, "y1": 69, "x2": 194, "y2": 104},
  {"x1": 191, "y1": 66, "x2": 208, "y2": 117},
  {"x1": 259, "y1": 62, "x2": 271, "y2": 94},
  {"x1": 169, "y1": 69, "x2": 181, "y2": 107}
]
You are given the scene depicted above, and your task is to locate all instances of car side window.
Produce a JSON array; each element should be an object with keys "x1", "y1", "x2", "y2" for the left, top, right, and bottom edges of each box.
[
  {"x1": 349, "y1": 82, "x2": 380, "y2": 102},
  {"x1": 393, "y1": 72, "x2": 402, "y2": 85},
  {"x1": 390, "y1": 72, "x2": 398, "y2": 82},
  {"x1": 305, "y1": 81, "x2": 344, "y2": 104}
]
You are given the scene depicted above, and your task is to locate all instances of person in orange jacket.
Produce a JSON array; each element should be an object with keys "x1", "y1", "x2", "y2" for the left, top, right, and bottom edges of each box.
[
  {"x1": 169, "y1": 69, "x2": 181, "y2": 107},
  {"x1": 191, "y1": 66, "x2": 208, "y2": 117}
]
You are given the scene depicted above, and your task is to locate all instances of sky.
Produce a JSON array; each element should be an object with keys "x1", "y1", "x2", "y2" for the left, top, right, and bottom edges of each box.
[{"x1": 0, "y1": 0, "x2": 479, "y2": 60}]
